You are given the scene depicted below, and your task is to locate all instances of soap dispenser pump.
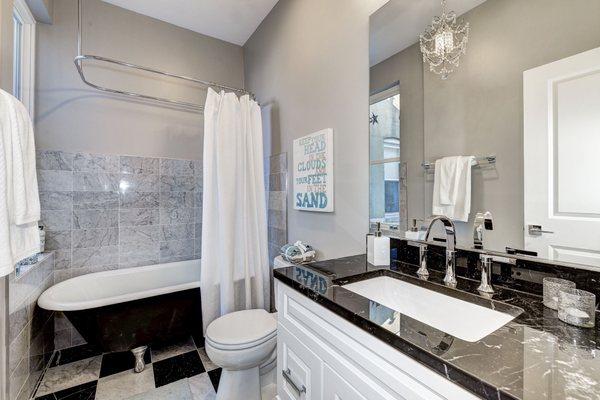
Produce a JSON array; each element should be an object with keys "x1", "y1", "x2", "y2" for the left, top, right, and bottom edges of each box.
[{"x1": 367, "y1": 222, "x2": 390, "y2": 266}]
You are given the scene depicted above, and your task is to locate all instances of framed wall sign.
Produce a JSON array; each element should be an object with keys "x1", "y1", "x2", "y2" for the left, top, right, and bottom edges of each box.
[{"x1": 293, "y1": 128, "x2": 334, "y2": 212}]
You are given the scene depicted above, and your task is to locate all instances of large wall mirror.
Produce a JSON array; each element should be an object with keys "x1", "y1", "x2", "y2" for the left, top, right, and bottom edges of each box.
[{"x1": 369, "y1": 0, "x2": 600, "y2": 268}]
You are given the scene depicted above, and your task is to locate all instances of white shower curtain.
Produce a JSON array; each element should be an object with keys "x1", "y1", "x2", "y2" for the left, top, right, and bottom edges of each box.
[{"x1": 200, "y1": 88, "x2": 270, "y2": 332}]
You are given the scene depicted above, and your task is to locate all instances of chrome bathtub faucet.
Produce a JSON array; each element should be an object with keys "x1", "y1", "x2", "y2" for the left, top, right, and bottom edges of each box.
[{"x1": 420, "y1": 216, "x2": 457, "y2": 287}]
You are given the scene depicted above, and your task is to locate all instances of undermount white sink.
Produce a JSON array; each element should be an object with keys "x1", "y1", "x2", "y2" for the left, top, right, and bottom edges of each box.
[{"x1": 343, "y1": 276, "x2": 517, "y2": 342}]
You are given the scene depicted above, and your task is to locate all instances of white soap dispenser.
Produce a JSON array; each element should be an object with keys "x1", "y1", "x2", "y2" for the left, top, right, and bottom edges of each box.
[{"x1": 367, "y1": 222, "x2": 390, "y2": 266}]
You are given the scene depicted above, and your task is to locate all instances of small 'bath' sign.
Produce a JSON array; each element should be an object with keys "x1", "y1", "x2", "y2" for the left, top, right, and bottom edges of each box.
[{"x1": 293, "y1": 129, "x2": 334, "y2": 212}]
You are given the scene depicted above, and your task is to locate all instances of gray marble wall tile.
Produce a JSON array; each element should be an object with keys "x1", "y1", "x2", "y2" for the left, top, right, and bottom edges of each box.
[
  {"x1": 8, "y1": 306, "x2": 28, "y2": 343},
  {"x1": 71, "y1": 264, "x2": 119, "y2": 277},
  {"x1": 40, "y1": 210, "x2": 72, "y2": 230},
  {"x1": 160, "y1": 159, "x2": 195, "y2": 176},
  {"x1": 269, "y1": 152, "x2": 287, "y2": 174},
  {"x1": 9, "y1": 322, "x2": 29, "y2": 375},
  {"x1": 73, "y1": 191, "x2": 119, "y2": 210},
  {"x1": 194, "y1": 236, "x2": 202, "y2": 257},
  {"x1": 54, "y1": 270, "x2": 71, "y2": 284},
  {"x1": 73, "y1": 172, "x2": 120, "y2": 192},
  {"x1": 9, "y1": 356, "x2": 28, "y2": 400},
  {"x1": 119, "y1": 241, "x2": 160, "y2": 267},
  {"x1": 119, "y1": 174, "x2": 159, "y2": 192},
  {"x1": 194, "y1": 208, "x2": 202, "y2": 224},
  {"x1": 268, "y1": 191, "x2": 286, "y2": 212},
  {"x1": 160, "y1": 191, "x2": 194, "y2": 208},
  {"x1": 195, "y1": 223, "x2": 202, "y2": 238},
  {"x1": 269, "y1": 173, "x2": 287, "y2": 191},
  {"x1": 39, "y1": 192, "x2": 73, "y2": 211},
  {"x1": 37, "y1": 170, "x2": 73, "y2": 192},
  {"x1": 36, "y1": 150, "x2": 73, "y2": 171},
  {"x1": 268, "y1": 209, "x2": 286, "y2": 230},
  {"x1": 119, "y1": 226, "x2": 160, "y2": 245},
  {"x1": 73, "y1": 153, "x2": 119, "y2": 173},
  {"x1": 194, "y1": 190, "x2": 203, "y2": 210},
  {"x1": 160, "y1": 175, "x2": 195, "y2": 192},
  {"x1": 72, "y1": 246, "x2": 119, "y2": 268},
  {"x1": 54, "y1": 249, "x2": 71, "y2": 270},
  {"x1": 268, "y1": 227, "x2": 287, "y2": 247},
  {"x1": 45, "y1": 230, "x2": 72, "y2": 251},
  {"x1": 73, "y1": 209, "x2": 118, "y2": 229},
  {"x1": 194, "y1": 173, "x2": 203, "y2": 193},
  {"x1": 72, "y1": 228, "x2": 119, "y2": 248},
  {"x1": 7, "y1": 252, "x2": 55, "y2": 400},
  {"x1": 120, "y1": 156, "x2": 159, "y2": 175},
  {"x1": 160, "y1": 224, "x2": 194, "y2": 242},
  {"x1": 120, "y1": 191, "x2": 159, "y2": 209},
  {"x1": 119, "y1": 208, "x2": 160, "y2": 227},
  {"x1": 159, "y1": 239, "x2": 194, "y2": 259},
  {"x1": 160, "y1": 207, "x2": 194, "y2": 225}
]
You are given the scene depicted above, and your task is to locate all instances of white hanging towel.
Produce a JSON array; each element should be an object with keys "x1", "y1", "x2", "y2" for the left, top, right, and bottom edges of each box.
[
  {"x1": 0, "y1": 89, "x2": 41, "y2": 276},
  {"x1": 432, "y1": 156, "x2": 475, "y2": 222}
]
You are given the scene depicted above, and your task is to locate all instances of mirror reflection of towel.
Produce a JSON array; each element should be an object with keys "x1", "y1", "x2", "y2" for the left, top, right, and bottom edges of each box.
[{"x1": 432, "y1": 156, "x2": 475, "y2": 222}]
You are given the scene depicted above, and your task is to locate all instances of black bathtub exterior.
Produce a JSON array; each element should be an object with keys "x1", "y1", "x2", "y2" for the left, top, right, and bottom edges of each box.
[{"x1": 64, "y1": 288, "x2": 203, "y2": 352}]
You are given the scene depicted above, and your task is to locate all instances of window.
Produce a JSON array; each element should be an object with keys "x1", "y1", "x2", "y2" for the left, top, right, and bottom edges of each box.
[
  {"x1": 369, "y1": 85, "x2": 406, "y2": 230},
  {"x1": 12, "y1": 0, "x2": 36, "y2": 115}
]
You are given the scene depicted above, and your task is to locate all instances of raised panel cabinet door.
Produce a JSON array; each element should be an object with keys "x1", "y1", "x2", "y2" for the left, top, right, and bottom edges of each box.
[
  {"x1": 322, "y1": 363, "x2": 369, "y2": 400},
  {"x1": 278, "y1": 324, "x2": 323, "y2": 400},
  {"x1": 524, "y1": 45, "x2": 600, "y2": 267}
]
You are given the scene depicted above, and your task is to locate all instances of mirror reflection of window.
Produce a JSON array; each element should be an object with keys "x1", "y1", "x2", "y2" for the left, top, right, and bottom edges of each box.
[{"x1": 369, "y1": 87, "x2": 406, "y2": 230}]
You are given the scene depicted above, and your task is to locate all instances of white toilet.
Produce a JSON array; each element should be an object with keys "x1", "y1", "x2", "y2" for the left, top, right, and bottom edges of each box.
[{"x1": 205, "y1": 309, "x2": 278, "y2": 400}]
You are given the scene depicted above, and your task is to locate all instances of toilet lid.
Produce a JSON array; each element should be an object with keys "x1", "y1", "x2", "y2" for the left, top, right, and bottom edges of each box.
[{"x1": 206, "y1": 309, "x2": 277, "y2": 348}]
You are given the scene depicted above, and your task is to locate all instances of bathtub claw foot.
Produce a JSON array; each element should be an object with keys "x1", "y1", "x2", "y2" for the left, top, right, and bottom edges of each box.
[{"x1": 131, "y1": 346, "x2": 148, "y2": 373}]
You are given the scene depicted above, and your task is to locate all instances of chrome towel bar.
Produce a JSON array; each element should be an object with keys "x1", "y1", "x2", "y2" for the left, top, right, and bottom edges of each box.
[{"x1": 421, "y1": 155, "x2": 496, "y2": 172}]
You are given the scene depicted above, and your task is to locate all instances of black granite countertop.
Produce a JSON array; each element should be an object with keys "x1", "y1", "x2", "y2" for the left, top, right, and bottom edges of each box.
[{"x1": 274, "y1": 255, "x2": 600, "y2": 400}]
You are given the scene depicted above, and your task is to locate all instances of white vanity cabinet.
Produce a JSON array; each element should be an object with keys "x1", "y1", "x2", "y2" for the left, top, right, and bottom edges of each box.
[{"x1": 275, "y1": 280, "x2": 480, "y2": 400}]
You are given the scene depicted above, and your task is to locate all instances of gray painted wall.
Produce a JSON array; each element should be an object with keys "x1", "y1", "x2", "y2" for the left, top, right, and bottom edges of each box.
[
  {"x1": 35, "y1": 0, "x2": 244, "y2": 160},
  {"x1": 371, "y1": 0, "x2": 600, "y2": 250},
  {"x1": 244, "y1": 0, "x2": 373, "y2": 260}
]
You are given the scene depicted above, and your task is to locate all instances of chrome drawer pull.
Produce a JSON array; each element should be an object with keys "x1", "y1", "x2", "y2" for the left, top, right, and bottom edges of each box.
[{"x1": 282, "y1": 368, "x2": 307, "y2": 396}]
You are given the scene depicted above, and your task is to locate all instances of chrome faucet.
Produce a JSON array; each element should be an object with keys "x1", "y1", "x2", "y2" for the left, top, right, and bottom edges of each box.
[
  {"x1": 419, "y1": 216, "x2": 457, "y2": 287},
  {"x1": 473, "y1": 211, "x2": 493, "y2": 249}
]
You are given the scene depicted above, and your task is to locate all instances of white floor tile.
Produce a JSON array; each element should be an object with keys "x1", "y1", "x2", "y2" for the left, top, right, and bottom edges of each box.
[
  {"x1": 188, "y1": 373, "x2": 216, "y2": 400},
  {"x1": 124, "y1": 379, "x2": 193, "y2": 400},
  {"x1": 95, "y1": 367, "x2": 155, "y2": 400},
  {"x1": 36, "y1": 356, "x2": 102, "y2": 397},
  {"x1": 197, "y1": 348, "x2": 218, "y2": 372},
  {"x1": 151, "y1": 337, "x2": 196, "y2": 362}
]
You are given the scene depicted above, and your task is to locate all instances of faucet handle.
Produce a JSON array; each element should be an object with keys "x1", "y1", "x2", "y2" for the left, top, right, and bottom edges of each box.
[
  {"x1": 477, "y1": 254, "x2": 494, "y2": 294},
  {"x1": 416, "y1": 243, "x2": 428, "y2": 278}
]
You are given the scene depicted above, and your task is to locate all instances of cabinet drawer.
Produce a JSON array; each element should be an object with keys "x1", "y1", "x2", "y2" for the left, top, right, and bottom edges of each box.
[
  {"x1": 278, "y1": 324, "x2": 322, "y2": 400},
  {"x1": 322, "y1": 364, "x2": 368, "y2": 400}
]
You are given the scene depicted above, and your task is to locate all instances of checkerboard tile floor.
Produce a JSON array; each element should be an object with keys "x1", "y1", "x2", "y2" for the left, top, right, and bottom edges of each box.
[{"x1": 34, "y1": 337, "x2": 221, "y2": 400}]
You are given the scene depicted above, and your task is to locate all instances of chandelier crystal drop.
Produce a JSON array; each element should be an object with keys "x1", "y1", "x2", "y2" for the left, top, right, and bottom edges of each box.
[{"x1": 419, "y1": 0, "x2": 470, "y2": 80}]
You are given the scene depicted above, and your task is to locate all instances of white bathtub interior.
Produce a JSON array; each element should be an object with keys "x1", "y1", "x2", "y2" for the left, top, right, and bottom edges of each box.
[{"x1": 38, "y1": 259, "x2": 201, "y2": 311}]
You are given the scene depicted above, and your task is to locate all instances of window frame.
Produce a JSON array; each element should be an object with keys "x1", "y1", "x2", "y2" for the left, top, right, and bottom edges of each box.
[
  {"x1": 369, "y1": 84, "x2": 402, "y2": 230},
  {"x1": 13, "y1": 0, "x2": 36, "y2": 115}
]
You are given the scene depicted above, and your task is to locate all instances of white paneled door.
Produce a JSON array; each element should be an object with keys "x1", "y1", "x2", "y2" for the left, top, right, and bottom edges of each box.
[{"x1": 524, "y1": 46, "x2": 600, "y2": 267}]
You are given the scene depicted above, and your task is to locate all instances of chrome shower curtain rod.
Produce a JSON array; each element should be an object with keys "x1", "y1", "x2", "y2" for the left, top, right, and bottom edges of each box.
[{"x1": 74, "y1": 0, "x2": 251, "y2": 112}]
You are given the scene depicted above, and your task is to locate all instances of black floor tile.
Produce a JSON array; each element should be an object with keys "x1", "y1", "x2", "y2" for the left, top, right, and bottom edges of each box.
[
  {"x1": 50, "y1": 344, "x2": 103, "y2": 368},
  {"x1": 99, "y1": 350, "x2": 151, "y2": 378},
  {"x1": 36, "y1": 381, "x2": 97, "y2": 400},
  {"x1": 208, "y1": 368, "x2": 222, "y2": 392},
  {"x1": 152, "y1": 350, "x2": 206, "y2": 388}
]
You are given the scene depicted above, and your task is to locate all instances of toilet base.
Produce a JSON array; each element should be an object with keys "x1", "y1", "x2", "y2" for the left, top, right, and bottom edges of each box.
[{"x1": 216, "y1": 366, "x2": 261, "y2": 400}]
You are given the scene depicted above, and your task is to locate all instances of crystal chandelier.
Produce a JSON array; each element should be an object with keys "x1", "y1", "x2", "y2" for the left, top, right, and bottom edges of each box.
[{"x1": 419, "y1": 0, "x2": 470, "y2": 80}]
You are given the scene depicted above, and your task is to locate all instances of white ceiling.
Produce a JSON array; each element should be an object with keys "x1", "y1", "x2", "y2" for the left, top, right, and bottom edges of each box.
[
  {"x1": 370, "y1": 0, "x2": 487, "y2": 66},
  {"x1": 102, "y1": 0, "x2": 280, "y2": 46}
]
